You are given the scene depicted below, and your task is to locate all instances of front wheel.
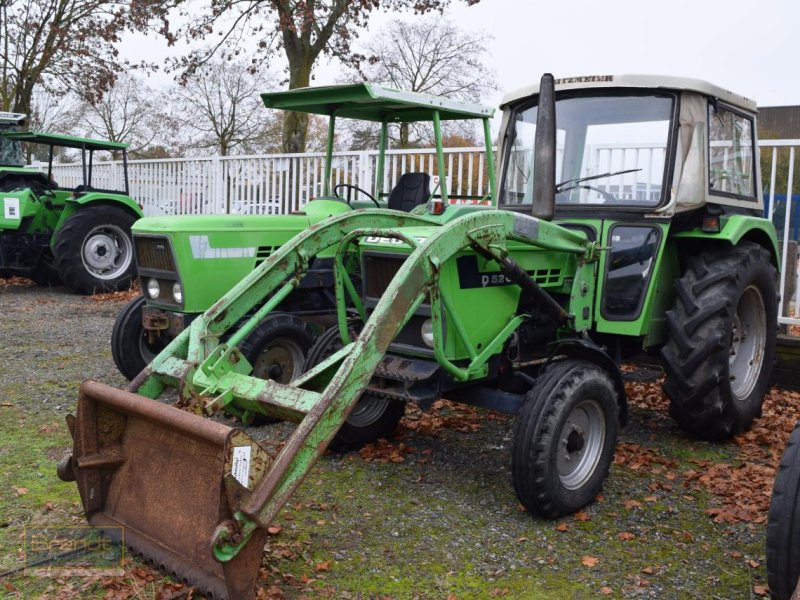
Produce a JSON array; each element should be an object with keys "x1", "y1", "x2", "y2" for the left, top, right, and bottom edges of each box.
[
  {"x1": 767, "y1": 421, "x2": 800, "y2": 600},
  {"x1": 111, "y1": 295, "x2": 168, "y2": 380},
  {"x1": 303, "y1": 325, "x2": 405, "y2": 450},
  {"x1": 661, "y1": 242, "x2": 778, "y2": 440},
  {"x1": 511, "y1": 360, "x2": 619, "y2": 518},
  {"x1": 53, "y1": 205, "x2": 136, "y2": 294}
]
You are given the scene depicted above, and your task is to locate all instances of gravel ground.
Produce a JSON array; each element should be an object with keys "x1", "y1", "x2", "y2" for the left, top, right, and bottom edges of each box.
[{"x1": 0, "y1": 280, "x2": 772, "y2": 599}]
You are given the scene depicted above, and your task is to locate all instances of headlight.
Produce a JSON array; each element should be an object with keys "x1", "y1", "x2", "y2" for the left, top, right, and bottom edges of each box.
[
  {"x1": 172, "y1": 281, "x2": 183, "y2": 304},
  {"x1": 146, "y1": 278, "x2": 160, "y2": 299},
  {"x1": 421, "y1": 318, "x2": 435, "y2": 348}
]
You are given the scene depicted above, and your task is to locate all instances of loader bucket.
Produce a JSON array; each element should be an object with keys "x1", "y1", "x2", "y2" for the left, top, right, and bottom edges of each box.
[{"x1": 58, "y1": 380, "x2": 270, "y2": 600}]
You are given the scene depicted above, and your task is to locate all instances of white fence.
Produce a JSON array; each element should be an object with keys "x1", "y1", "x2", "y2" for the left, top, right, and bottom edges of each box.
[
  {"x1": 43, "y1": 148, "x2": 492, "y2": 217},
  {"x1": 43, "y1": 141, "x2": 800, "y2": 326}
]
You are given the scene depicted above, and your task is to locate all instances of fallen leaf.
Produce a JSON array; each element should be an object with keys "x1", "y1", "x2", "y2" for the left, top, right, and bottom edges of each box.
[
  {"x1": 14, "y1": 487, "x2": 28, "y2": 496},
  {"x1": 555, "y1": 523, "x2": 569, "y2": 532},
  {"x1": 747, "y1": 559, "x2": 760, "y2": 568},
  {"x1": 600, "y1": 587, "x2": 612, "y2": 595},
  {"x1": 754, "y1": 585, "x2": 769, "y2": 596},
  {"x1": 573, "y1": 511, "x2": 591, "y2": 522},
  {"x1": 624, "y1": 499, "x2": 642, "y2": 510},
  {"x1": 315, "y1": 561, "x2": 331, "y2": 572},
  {"x1": 617, "y1": 531, "x2": 635, "y2": 541},
  {"x1": 267, "y1": 525, "x2": 282, "y2": 536},
  {"x1": 644, "y1": 495, "x2": 658, "y2": 503},
  {"x1": 581, "y1": 556, "x2": 599, "y2": 567}
]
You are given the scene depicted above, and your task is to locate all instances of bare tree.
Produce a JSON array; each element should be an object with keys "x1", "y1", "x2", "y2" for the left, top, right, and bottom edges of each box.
[
  {"x1": 132, "y1": 0, "x2": 482, "y2": 152},
  {"x1": 79, "y1": 74, "x2": 173, "y2": 158},
  {"x1": 175, "y1": 60, "x2": 277, "y2": 156},
  {"x1": 354, "y1": 17, "x2": 496, "y2": 148},
  {"x1": 24, "y1": 88, "x2": 84, "y2": 161},
  {"x1": 0, "y1": 0, "x2": 136, "y2": 116}
]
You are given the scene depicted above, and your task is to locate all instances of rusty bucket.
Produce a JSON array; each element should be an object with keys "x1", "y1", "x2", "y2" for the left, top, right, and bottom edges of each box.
[{"x1": 58, "y1": 380, "x2": 270, "y2": 600}]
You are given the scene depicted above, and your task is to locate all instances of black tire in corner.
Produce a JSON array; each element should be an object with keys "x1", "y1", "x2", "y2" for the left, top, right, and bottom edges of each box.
[
  {"x1": 111, "y1": 295, "x2": 168, "y2": 380},
  {"x1": 303, "y1": 325, "x2": 405, "y2": 451},
  {"x1": 767, "y1": 421, "x2": 800, "y2": 600},
  {"x1": 53, "y1": 204, "x2": 137, "y2": 294},
  {"x1": 661, "y1": 241, "x2": 777, "y2": 441},
  {"x1": 511, "y1": 360, "x2": 619, "y2": 519}
]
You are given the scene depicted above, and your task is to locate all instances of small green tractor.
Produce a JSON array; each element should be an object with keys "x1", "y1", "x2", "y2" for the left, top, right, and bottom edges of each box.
[
  {"x1": 59, "y1": 75, "x2": 779, "y2": 599},
  {"x1": 112, "y1": 83, "x2": 493, "y2": 382},
  {"x1": 0, "y1": 113, "x2": 143, "y2": 293}
]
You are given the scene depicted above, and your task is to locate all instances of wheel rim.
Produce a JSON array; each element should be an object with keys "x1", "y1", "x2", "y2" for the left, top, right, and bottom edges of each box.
[
  {"x1": 81, "y1": 225, "x2": 132, "y2": 280},
  {"x1": 557, "y1": 399, "x2": 606, "y2": 490},
  {"x1": 729, "y1": 284, "x2": 767, "y2": 401},
  {"x1": 252, "y1": 337, "x2": 306, "y2": 384},
  {"x1": 347, "y1": 395, "x2": 391, "y2": 427}
]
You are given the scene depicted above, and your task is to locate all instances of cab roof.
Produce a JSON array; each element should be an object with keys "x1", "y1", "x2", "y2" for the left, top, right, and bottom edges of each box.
[
  {"x1": 501, "y1": 74, "x2": 757, "y2": 112},
  {"x1": 0, "y1": 131, "x2": 128, "y2": 151},
  {"x1": 261, "y1": 83, "x2": 495, "y2": 122}
]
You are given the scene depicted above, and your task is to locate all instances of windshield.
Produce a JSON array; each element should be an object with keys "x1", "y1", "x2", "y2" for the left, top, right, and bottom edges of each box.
[{"x1": 500, "y1": 93, "x2": 674, "y2": 208}]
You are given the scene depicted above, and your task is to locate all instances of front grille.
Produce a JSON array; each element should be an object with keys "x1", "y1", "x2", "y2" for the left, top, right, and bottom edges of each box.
[
  {"x1": 134, "y1": 235, "x2": 177, "y2": 273},
  {"x1": 363, "y1": 253, "x2": 406, "y2": 299},
  {"x1": 254, "y1": 245, "x2": 277, "y2": 267}
]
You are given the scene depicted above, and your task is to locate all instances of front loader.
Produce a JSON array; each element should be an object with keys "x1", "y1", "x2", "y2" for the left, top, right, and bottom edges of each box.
[{"x1": 58, "y1": 73, "x2": 781, "y2": 599}]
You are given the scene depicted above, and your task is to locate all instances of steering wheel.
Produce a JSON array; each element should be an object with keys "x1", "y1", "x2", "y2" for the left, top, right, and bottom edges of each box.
[{"x1": 333, "y1": 183, "x2": 380, "y2": 207}]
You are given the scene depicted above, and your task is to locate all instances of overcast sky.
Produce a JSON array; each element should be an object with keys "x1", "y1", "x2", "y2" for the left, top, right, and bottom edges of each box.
[{"x1": 127, "y1": 0, "x2": 800, "y2": 109}]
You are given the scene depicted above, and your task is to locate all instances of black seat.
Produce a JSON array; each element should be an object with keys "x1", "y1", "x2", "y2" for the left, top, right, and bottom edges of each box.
[{"x1": 388, "y1": 173, "x2": 431, "y2": 212}]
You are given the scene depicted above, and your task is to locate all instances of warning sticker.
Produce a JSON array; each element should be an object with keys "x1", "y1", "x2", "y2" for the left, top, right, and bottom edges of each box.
[
  {"x1": 231, "y1": 446, "x2": 252, "y2": 488},
  {"x1": 4, "y1": 197, "x2": 20, "y2": 220}
]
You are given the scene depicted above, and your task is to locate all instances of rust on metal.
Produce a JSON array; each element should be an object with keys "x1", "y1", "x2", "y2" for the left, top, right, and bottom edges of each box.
[{"x1": 60, "y1": 380, "x2": 267, "y2": 599}]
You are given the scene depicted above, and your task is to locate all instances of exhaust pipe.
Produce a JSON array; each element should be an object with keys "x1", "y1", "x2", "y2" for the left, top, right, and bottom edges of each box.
[{"x1": 532, "y1": 73, "x2": 556, "y2": 221}]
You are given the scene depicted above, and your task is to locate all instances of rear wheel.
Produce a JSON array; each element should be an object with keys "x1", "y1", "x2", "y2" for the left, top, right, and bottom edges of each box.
[
  {"x1": 512, "y1": 360, "x2": 619, "y2": 518},
  {"x1": 238, "y1": 313, "x2": 317, "y2": 425},
  {"x1": 303, "y1": 325, "x2": 405, "y2": 451},
  {"x1": 53, "y1": 205, "x2": 136, "y2": 294},
  {"x1": 767, "y1": 421, "x2": 800, "y2": 600},
  {"x1": 111, "y1": 296, "x2": 168, "y2": 380},
  {"x1": 661, "y1": 242, "x2": 777, "y2": 440}
]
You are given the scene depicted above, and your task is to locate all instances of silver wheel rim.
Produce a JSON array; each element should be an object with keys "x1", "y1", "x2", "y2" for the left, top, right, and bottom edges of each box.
[
  {"x1": 557, "y1": 399, "x2": 606, "y2": 490},
  {"x1": 252, "y1": 337, "x2": 306, "y2": 384},
  {"x1": 347, "y1": 395, "x2": 391, "y2": 427},
  {"x1": 730, "y1": 284, "x2": 767, "y2": 401},
  {"x1": 81, "y1": 225, "x2": 132, "y2": 280}
]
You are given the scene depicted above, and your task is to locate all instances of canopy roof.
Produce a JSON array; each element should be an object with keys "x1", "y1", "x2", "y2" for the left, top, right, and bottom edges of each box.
[
  {"x1": 501, "y1": 74, "x2": 757, "y2": 112},
  {"x1": 1, "y1": 131, "x2": 128, "y2": 151},
  {"x1": 261, "y1": 83, "x2": 494, "y2": 122}
]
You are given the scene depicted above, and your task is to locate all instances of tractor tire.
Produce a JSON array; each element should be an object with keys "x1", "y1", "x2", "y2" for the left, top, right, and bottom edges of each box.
[
  {"x1": 767, "y1": 421, "x2": 800, "y2": 600},
  {"x1": 303, "y1": 325, "x2": 405, "y2": 451},
  {"x1": 661, "y1": 241, "x2": 777, "y2": 441},
  {"x1": 53, "y1": 204, "x2": 136, "y2": 294},
  {"x1": 111, "y1": 295, "x2": 167, "y2": 380},
  {"x1": 29, "y1": 252, "x2": 62, "y2": 287},
  {"x1": 239, "y1": 313, "x2": 316, "y2": 384},
  {"x1": 512, "y1": 360, "x2": 619, "y2": 519},
  {"x1": 237, "y1": 313, "x2": 317, "y2": 425}
]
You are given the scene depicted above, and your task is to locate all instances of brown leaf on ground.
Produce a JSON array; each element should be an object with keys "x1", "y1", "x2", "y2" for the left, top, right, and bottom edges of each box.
[
  {"x1": 315, "y1": 561, "x2": 331, "y2": 572},
  {"x1": 617, "y1": 531, "x2": 635, "y2": 541},
  {"x1": 581, "y1": 556, "x2": 599, "y2": 567},
  {"x1": 573, "y1": 510, "x2": 591, "y2": 522}
]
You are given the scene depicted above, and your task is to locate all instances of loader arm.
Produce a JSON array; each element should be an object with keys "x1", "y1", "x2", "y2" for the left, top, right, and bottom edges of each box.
[{"x1": 60, "y1": 208, "x2": 595, "y2": 600}]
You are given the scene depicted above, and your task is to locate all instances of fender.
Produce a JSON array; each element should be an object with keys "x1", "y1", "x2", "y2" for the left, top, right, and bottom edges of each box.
[
  {"x1": 51, "y1": 193, "x2": 143, "y2": 246},
  {"x1": 547, "y1": 338, "x2": 628, "y2": 425},
  {"x1": 671, "y1": 214, "x2": 780, "y2": 267}
]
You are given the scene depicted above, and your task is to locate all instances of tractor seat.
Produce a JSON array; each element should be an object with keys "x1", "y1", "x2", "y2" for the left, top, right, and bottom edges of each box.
[{"x1": 388, "y1": 172, "x2": 431, "y2": 212}]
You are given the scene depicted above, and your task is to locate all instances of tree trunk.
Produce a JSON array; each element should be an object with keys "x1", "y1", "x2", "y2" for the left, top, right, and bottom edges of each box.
[
  {"x1": 282, "y1": 53, "x2": 313, "y2": 153},
  {"x1": 399, "y1": 123, "x2": 410, "y2": 149}
]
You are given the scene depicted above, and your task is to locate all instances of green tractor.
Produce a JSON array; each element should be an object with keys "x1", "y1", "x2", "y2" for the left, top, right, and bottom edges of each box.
[
  {"x1": 0, "y1": 113, "x2": 143, "y2": 293},
  {"x1": 112, "y1": 84, "x2": 494, "y2": 382},
  {"x1": 59, "y1": 74, "x2": 779, "y2": 600}
]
